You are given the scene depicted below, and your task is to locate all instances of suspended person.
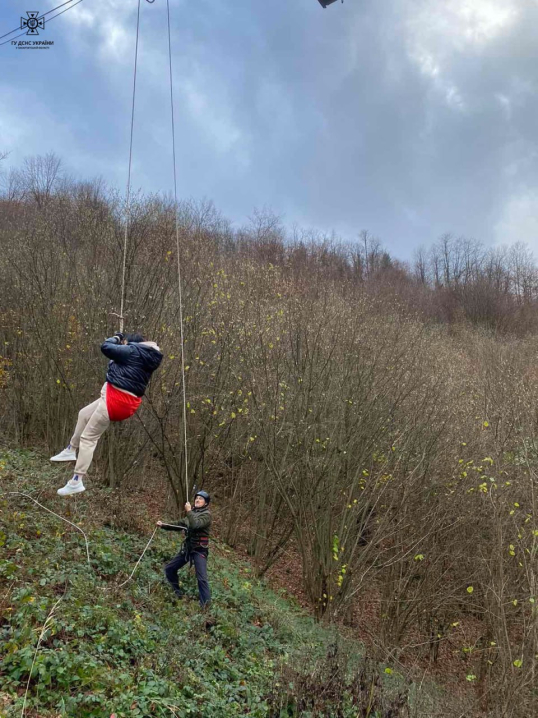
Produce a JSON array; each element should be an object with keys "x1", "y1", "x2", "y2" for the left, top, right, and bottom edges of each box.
[
  {"x1": 51, "y1": 332, "x2": 163, "y2": 496},
  {"x1": 157, "y1": 491, "x2": 212, "y2": 607}
]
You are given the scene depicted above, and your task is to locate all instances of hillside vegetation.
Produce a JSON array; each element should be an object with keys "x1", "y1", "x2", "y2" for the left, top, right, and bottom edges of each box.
[
  {"x1": 1, "y1": 156, "x2": 538, "y2": 715},
  {"x1": 0, "y1": 448, "x2": 447, "y2": 718}
]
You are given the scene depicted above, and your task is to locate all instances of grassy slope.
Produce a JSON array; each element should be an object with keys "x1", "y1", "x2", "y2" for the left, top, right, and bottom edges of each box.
[{"x1": 0, "y1": 449, "x2": 450, "y2": 718}]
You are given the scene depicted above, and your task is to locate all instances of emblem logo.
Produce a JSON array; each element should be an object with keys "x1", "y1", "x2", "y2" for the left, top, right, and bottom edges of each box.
[{"x1": 20, "y1": 11, "x2": 45, "y2": 36}]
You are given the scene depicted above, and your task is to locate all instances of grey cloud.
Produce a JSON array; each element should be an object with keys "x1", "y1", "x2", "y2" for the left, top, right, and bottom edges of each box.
[{"x1": 2, "y1": 0, "x2": 537, "y2": 258}]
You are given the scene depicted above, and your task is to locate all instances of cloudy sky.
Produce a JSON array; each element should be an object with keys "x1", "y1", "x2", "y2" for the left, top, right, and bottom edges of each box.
[{"x1": 1, "y1": 0, "x2": 537, "y2": 260}]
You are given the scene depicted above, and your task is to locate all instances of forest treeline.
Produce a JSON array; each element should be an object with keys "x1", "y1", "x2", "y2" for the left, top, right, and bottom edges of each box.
[{"x1": 1, "y1": 154, "x2": 538, "y2": 716}]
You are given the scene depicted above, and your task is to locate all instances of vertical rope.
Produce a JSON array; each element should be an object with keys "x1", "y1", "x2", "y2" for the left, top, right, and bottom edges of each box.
[
  {"x1": 120, "y1": 0, "x2": 143, "y2": 335},
  {"x1": 166, "y1": 0, "x2": 190, "y2": 502}
]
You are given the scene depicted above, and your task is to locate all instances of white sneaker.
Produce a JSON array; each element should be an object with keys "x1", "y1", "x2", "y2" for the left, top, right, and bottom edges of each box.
[
  {"x1": 57, "y1": 477, "x2": 85, "y2": 496},
  {"x1": 50, "y1": 446, "x2": 77, "y2": 462}
]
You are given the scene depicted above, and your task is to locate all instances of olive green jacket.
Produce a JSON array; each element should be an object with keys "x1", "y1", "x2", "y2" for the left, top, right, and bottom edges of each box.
[{"x1": 160, "y1": 506, "x2": 211, "y2": 550}]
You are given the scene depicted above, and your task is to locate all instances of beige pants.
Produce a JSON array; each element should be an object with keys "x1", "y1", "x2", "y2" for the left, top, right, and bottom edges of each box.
[{"x1": 70, "y1": 383, "x2": 110, "y2": 477}]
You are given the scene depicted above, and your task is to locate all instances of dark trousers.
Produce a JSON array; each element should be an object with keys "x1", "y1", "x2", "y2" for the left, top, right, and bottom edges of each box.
[{"x1": 164, "y1": 549, "x2": 211, "y2": 606}]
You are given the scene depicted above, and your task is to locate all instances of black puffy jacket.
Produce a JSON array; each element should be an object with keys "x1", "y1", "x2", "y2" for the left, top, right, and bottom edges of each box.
[{"x1": 101, "y1": 337, "x2": 163, "y2": 397}]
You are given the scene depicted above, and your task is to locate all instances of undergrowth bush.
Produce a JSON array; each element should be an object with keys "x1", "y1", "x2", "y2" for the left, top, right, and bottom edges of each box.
[{"x1": 0, "y1": 449, "x2": 462, "y2": 718}]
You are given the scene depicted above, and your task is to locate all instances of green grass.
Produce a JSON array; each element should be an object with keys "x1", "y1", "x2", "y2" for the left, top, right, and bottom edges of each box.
[{"x1": 0, "y1": 448, "x2": 446, "y2": 718}]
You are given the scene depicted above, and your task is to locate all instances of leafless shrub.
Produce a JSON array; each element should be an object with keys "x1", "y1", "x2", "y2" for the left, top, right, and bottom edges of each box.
[{"x1": 2, "y1": 157, "x2": 538, "y2": 714}]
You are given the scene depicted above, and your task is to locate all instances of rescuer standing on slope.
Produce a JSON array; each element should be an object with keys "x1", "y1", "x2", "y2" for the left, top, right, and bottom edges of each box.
[{"x1": 157, "y1": 491, "x2": 212, "y2": 607}]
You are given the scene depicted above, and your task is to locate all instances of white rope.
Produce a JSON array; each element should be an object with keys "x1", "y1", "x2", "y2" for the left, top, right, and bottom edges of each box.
[
  {"x1": 8, "y1": 492, "x2": 158, "y2": 591},
  {"x1": 116, "y1": 526, "x2": 158, "y2": 588},
  {"x1": 119, "y1": 0, "x2": 190, "y2": 499},
  {"x1": 8, "y1": 492, "x2": 91, "y2": 567},
  {"x1": 166, "y1": 0, "x2": 190, "y2": 502},
  {"x1": 119, "y1": 0, "x2": 143, "y2": 334}
]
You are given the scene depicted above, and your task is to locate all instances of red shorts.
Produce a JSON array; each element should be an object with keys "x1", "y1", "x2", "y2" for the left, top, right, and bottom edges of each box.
[{"x1": 105, "y1": 383, "x2": 142, "y2": 422}]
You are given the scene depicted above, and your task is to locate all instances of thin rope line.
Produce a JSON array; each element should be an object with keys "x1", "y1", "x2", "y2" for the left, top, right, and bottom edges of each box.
[
  {"x1": 167, "y1": 0, "x2": 189, "y2": 502},
  {"x1": 116, "y1": 526, "x2": 158, "y2": 588},
  {"x1": 0, "y1": 0, "x2": 84, "y2": 47},
  {"x1": 7, "y1": 492, "x2": 91, "y2": 566},
  {"x1": 8, "y1": 492, "x2": 157, "y2": 591},
  {"x1": 120, "y1": 0, "x2": 143, "y2": 334}
]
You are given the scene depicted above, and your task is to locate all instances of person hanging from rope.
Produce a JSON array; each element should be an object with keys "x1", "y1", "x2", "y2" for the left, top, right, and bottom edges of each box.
[
  {"x1": 51, "y1": 332, "x2": 163, "y2": 496},
  {"x1": 157, "y1": 490, "x2": 212, "y2": 608}
]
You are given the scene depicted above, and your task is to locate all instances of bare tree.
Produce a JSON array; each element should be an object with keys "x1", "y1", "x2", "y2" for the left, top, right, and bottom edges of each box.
[
  {"x1": 19, "y1": 152, "x2": 63, "y2": 207},
  {"x1": 413, "y1": 246, "x2": 428, "y2": 284},
  {"x1": 1, "y1": 166, "x2": 24, "y2": 201}
]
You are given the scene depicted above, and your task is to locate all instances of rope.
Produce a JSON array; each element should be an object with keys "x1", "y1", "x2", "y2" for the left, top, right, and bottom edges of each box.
[
  {"x1": 119, "y1": 0, "x2": 190, "y2": 501},
  {"x1": 7, "y1": 492, "x2": 159, "y2": 590},
  {"x1": 8, "y1": 492, "x2": 91, "y2": 567},
  {"x1": 119, "y1": 0, "x2": 143, "y2": 334},
  {"x1": 166, "y1": 0, "x2": 190, "y2": 501},
  {"x1": 116, "y1": 526, "x2": 158, "y2": 588}
]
